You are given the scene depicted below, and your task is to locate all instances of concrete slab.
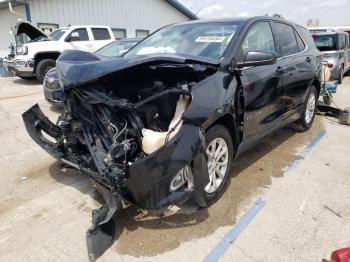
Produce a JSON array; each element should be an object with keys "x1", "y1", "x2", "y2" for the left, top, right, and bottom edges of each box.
[{"x1": 0, "y1": 75, "x2": 349, "y2": 261}]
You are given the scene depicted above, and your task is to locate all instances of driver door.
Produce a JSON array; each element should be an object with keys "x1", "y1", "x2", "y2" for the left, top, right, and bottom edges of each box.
[
  {"x1": 65, "y1": 28, "x2": 94, "y2": 52},
  {"x1": 236, "y1": 21, "x2": 285, "y2": 143}
]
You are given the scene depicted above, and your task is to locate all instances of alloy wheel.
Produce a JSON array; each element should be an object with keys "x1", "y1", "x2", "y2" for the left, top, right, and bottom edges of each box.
[
  {"x1": 305, "y1": 92, "x2": 316, "y2": 124},
  {"x1": 204, "y1": 137, "x2": 229, "y2": 193}
]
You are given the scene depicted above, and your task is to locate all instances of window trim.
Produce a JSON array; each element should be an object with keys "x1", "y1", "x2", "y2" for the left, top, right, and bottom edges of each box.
[
  {"x1": 111, "y1": 28, "x2": 127, "y2": 39},
  {"x1": 293, "y1": 28, "x2": 306, "y2": 53},
  {"x1": 64, "y1": 28, "x2": 90, "y2": 42},
  {"x1": 271, "y1": 21, "x2": 309, "y2": 60},
  {"x1": 135, "y1": 29, "x2": 150, "y2": 37}
]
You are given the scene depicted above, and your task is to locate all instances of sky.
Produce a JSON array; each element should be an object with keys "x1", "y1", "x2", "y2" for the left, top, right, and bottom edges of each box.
[{"x1": 178, "y1": 0, "x2": 350, "y2": 27}]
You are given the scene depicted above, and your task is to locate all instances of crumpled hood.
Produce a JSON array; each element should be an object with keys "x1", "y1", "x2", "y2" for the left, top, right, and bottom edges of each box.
[
  {"x1": 56, "y1": 50, "x2": 220, "y2": 88},
  {"x1": 13, "y1": 20, "x2": 47, "y2": 40}
]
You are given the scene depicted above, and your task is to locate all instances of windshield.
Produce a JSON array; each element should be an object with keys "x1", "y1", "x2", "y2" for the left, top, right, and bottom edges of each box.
[
  {"x1": 49, "y1": 29, "x2": 67, "y2": 41},
  {"x1": 313, "y1": 34, "x2": 338, "y2": 51},
  {"x1": 96, "y1": 41, "x2": 138, "y2": 57},
  {"x1": 124, "y1": 22, "x2": 242, "y2": 60}
]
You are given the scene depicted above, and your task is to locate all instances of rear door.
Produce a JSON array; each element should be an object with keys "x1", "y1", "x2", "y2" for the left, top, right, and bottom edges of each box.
[
  {"x1": 272, "y1": 22, "x2": 314, "y2": 117},
  {"x1": 236, "y1": 21, "x2": 285, "y2": 142},
  {"x1": 90, "y1": 27, "x2": 113, "y2": 52}
]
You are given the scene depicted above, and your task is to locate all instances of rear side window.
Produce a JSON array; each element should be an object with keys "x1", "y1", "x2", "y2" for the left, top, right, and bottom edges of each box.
[
  {"x1": 68, "y1": 28, "x2": 89, "y2": 41},
  {"x1": 241, "y1": 21, "x2": 276, "y2": 58},
  {"x1": 314, "y1": 35, "x2": 337, "y2": 51},
  {"x1": 298, "y1": 26, "x2": 316, "y2": 47},
  {"x1": 92, "y1": 28, "x2": 110, "y2": 40},
  {"x1": 295, "y1": 31, "x2": 305, "y2": 52},
  {"x1": 273, "y1": 22, "x2": 299, "y2": 56}
]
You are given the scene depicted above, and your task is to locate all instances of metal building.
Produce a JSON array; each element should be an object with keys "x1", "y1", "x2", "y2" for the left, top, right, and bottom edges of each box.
[{"x1": 0, "y1": 0, "x2": 196, "y2": 57}]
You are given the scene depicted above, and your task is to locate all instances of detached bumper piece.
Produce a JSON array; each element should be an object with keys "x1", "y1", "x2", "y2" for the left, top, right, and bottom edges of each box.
[{"x1": 22, "y1": 103, "x2": 64, "y2": 158}]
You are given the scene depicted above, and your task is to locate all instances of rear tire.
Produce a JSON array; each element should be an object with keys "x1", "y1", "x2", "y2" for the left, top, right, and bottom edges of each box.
[
  {"x1": 200, "y1": 124, "x2": 234, "y2": 205},
  {"x1": 35, "y1": 59, "x2": 55, "y2": 83},
  {"x1": 292, "y1": 86, "x2": 318, "y2": 132},
  {"x1": 338, "y1": 66, "x2": 344, "y2": 84}
]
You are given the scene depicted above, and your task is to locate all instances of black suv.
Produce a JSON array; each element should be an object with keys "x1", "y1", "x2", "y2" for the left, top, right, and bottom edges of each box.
[{"x1": 23, "y1": 16, "x2": 321, "y2": 255}]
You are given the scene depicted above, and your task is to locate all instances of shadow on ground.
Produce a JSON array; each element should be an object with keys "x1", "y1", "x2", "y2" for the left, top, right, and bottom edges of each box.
[
  {"x1": 48, "y1": 117, "x2": 323, "y2": 257},
  {"x1": 12, "y1": 78, "x2": 40, "y2": 86}
]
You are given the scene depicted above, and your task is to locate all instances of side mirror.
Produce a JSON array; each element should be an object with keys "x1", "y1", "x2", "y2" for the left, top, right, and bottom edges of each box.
[
  {"x1": 68, "y1": 32, "x2": 80, "y2": 42},
  {"x1": 236, "y1": 51, "x2": 278, "y2": 68}
]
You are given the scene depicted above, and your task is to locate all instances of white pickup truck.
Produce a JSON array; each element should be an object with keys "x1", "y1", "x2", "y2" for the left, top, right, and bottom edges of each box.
[{"x1": 3, "y1": 21, "x2": 115, "y2": 82}]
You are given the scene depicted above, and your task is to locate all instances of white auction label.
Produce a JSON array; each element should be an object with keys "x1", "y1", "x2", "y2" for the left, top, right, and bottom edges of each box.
[{"x1": 195, "y1": 36, "x2": 226, "y2": 43}]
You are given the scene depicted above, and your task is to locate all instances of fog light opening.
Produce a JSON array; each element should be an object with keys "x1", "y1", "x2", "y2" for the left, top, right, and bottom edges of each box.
[{"x1": 170, "y1": 165, "x2": 194, "y2": 192}]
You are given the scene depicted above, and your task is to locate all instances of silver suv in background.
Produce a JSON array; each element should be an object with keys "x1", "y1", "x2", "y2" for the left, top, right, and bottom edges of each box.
[{"x1": 312, "y1": 31, "x2": 350, "y2": 84}]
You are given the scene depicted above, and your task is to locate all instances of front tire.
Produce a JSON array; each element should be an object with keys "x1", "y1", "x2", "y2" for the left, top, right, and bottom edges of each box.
[
  {"x1": 35, "y1": 59, "x2": 55, "y2": 83},
  {"x1": 292, "y1": 86, "x2": 318, "y2": 131},
  {"x1": 201, "y1": 124, "x2": 234, "y2": 205}
]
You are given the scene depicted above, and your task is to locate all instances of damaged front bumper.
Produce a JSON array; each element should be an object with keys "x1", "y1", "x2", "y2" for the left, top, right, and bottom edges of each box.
[{"x1": 22, "y1": 104, "x2": 209, "y2": 209}]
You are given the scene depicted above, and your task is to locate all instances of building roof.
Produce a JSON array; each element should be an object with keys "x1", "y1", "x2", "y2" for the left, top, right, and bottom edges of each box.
[
  {"x1": 163, "y1": 0, "x2": 197, "y2": 20},
  {"x1": 0, "y1": 0, "x2": 198, "y2": 20}
]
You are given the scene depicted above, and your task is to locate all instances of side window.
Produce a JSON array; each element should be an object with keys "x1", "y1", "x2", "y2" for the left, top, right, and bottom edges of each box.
[
  {"x1": 240, "y1": 22, "x2": 275, "y2": 59},
  {"x1": 295, "y1": 30, "x2": 306, "y2": 52},
  {"x1": 68, "y1": 28, "x2": 89, "y2": 41},
  {"x1": 92, "y1": 28, "x2": 110, "y2": 40},
  {"x1": 273, "y1": 22, "x2": 299, "y2": 56}
]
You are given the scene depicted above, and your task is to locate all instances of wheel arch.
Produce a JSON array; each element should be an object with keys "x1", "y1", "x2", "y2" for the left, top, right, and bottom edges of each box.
[
  {"x1": 34, "y1": 52, "x2": 61, "y2": 70},
  {"x1": 206, "y1": 113, "x2": 240, "y2": 152},
  {"x1": 312, "y1": 78, "x2": 321, "y2": 96}
]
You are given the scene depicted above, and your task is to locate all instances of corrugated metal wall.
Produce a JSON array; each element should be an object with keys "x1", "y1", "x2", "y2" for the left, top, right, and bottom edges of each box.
[
  {"x1": 0, "y1": 0, "x2": 189, "y2": 56},
  {"x1": 0, "y1": 4, "x2": 26, "y2": 57}
]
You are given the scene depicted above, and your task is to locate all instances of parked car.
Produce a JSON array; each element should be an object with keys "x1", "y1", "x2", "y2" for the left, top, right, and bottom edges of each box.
[
  {"x1": 3, "y1": 21, "x2": 115, "y2": 82},
  {"x1": 22, "y1": 17, "x2": 321, "y2": 254},
  {"x1": 43, "y1": 38, "x2": 142, "y2": 105},
  {"x1": 311, "y1": 31, "x2": 350, "y2": 84}
]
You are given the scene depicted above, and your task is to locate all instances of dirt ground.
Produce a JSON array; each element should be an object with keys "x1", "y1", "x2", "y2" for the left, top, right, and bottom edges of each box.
[{"x1": 0, "y1": 73, "x2": 349, "y2": 262}]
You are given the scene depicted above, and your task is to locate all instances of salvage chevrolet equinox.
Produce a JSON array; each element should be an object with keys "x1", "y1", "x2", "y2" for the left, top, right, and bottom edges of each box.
[{"x1": 22, "y1": 17, "x2": 321, "y2": 257}]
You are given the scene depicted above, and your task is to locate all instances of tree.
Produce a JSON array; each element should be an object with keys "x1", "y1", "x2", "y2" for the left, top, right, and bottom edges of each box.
[
  {"x1": 272, "y1": 13, "x2": 284, "y2": 19},
  {"x1": 307, "y1": 18, "x2": 320, "y2": 27},
  {"x1": 265, "y1": 13, "x2": 285, "y2": 19}
]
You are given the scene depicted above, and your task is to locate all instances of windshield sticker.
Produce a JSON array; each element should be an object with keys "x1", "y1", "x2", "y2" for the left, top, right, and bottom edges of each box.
[{"x1": 195, "y1": 36, "x2": 226, "y2": 43}]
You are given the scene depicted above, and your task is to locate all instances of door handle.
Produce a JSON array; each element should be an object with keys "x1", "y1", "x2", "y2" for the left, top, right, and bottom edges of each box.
[
  {"x1": 276, "y1": 66, "x2": 286, "y2": 73},
  {"x1": 306, "y1": 56, "x2": 312, "y2": 63}
]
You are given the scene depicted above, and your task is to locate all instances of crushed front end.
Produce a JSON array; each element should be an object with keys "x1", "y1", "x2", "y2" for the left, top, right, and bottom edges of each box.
[{"x1": 22, "y1": 51, "x2": 217, "y2": 259}]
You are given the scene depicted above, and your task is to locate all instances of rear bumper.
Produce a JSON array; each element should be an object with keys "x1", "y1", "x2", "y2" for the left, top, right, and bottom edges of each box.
[{"x1": 22, "y1": 104, "x2": 209, "y2": 209}]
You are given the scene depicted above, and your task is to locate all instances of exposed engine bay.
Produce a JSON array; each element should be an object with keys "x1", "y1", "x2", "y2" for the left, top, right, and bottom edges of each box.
[{"x1": 52, "y1": 61, "x2": 215, "y2": 188}]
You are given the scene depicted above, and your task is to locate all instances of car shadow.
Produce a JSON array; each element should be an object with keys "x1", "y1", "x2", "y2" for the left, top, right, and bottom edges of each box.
[
  {"x1": 13, "y1": 77, "x2": 40, "y2": 86},
  {"x1": 47, "y1": 118, "x2": 323, "y2": 258}
]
